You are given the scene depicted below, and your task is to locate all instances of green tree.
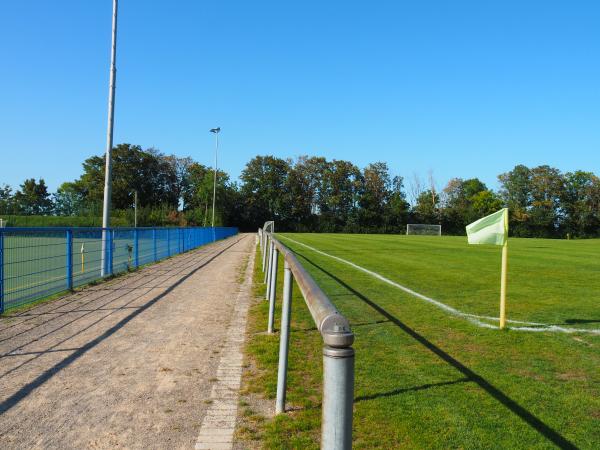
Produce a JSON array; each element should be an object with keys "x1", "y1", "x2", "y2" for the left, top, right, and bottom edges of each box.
[
  {"x1": 528, "y1": 165, "x2": 564, "y2": 236},
  {"x1": 441, "y1": 177, "x2": 496, "y2": 233},
  {"x1": 74, "y1": 144, "x2": 180, "y2": 210},
  {"x1": 320, "y1": 160, "x2": 362, "y2": 231},
  {"x1": 359, "y1": 162, "x2": 393, "y2": 229},
  {"x1": 54, "y1": 182, "x2": 87, "y2": 216},
  {"x1": 0, "y1": 184, "x2": 14, "y2": 214},
  {"x1": 414, "y1": 190, "x2": 439, "y2": 224},
  {"x1": 13, "y1": 178, "x2": 53, "y2": 214},
  {"x1": 239, "y1": 156, "x2": 291, "y2": 228},
  {"x1": 560, "y1": 171, "x2": 600, "y2": 237}
]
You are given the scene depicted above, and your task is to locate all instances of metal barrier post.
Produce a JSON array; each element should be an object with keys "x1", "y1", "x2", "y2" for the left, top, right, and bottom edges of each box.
[
  {"x1": 152, "y1": 228, "x2": 157, "y2": 261},
  {"x1": 134, "y1": 229, "x2": 139, "y2": 268},
  {"x1": 0, "y1": 230, "x2": 4, "y2": 314},
  {"x1": 265, "y1": 240, "x2": 274, "y2": 298},
  {"x1": 275, "y1": 261, "x2": 293, "y2": 413},
  {"x1": 267, "y1": 247, "x2": 279, "y2": 333},
  {"x1": 66, "y1": 229, "x2": 73, "y2": 290},
  {"x1": 264, "y1": 237, "x2": 272, "y2": 283},
  {"x1": 322, "y1": 332, "x2": 355, "y2": 450},
  {"x1": 262, "y1": 233, "x2": 268, "y2": 273}
]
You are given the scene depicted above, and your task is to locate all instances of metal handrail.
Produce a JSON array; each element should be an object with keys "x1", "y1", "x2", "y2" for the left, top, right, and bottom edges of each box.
[{"x1": 258, "y1": 223, "x2": 354, "y2": 450}]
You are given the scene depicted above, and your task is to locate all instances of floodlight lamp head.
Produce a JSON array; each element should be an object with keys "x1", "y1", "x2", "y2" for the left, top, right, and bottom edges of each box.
[{"x1": 209, "y1": 127, "x2": 221, "y2": 133}]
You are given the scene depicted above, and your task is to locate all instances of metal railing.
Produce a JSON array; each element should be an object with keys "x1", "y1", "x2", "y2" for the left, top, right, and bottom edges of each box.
[
  {"x1": 258, "y1": 222, "x2": 355, "y2": 450},
  {"x1": 0, "y1": 226, "x2": 238, "y2": 314}
]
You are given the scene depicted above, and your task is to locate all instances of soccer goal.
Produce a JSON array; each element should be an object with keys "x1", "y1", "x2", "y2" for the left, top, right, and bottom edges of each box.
[{"x1": 406, "y1": 224, "x2": 441, "y2": 236}]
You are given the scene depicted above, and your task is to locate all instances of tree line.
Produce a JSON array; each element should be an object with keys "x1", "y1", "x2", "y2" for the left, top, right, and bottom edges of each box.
[{"x1": 1, "y1": 144, "x2": 599, "y2": 237}]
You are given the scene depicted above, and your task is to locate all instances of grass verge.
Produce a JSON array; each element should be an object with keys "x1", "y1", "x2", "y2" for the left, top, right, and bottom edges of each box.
[{"x1": 239, "y1": 234, "x2": 599, "y2": 449}]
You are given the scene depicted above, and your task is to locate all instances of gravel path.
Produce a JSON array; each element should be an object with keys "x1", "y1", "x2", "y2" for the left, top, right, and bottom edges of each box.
[{"x1": 0, "y1": 233, "x2": 254, "y2": 450}]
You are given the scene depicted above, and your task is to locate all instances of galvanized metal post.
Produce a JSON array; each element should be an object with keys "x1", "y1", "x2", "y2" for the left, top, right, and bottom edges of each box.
[
  {"x1": 321, "y1": 328, "x2": 355, "y2": 450},
  {"x1": 265, "y1": 240, "x2": 274, "y2": 298},
  {"x1": 267, "y1": 247, "x2": 279, "y2": 333},
  {"x1": 275, "y1": 261, "x2": 293, "y2": 413},
  {"x1": 152, "y1": 228, "x2": 157, "y2": 262},
  {"x1": 134, "y1": 190, "x2": 137, "y2": 228},
  {"x1": 100, "y1": 0, "x2": 119, "y2": 278},
  {"x1": 264, "y1": 237, "x2": 272, "y2": 284},
  {"x1": 0, "y1": 230, "x2": 4, "y2": 314},
  {"x1": 66, "y1": 229, "x2": 73, "y2": 290},
  {"x1": 262, "y1": 233, "x2": 269, "y2": 273},
  {"x1": 133, "y1": 228, "x2": 139, "y2": 268}
]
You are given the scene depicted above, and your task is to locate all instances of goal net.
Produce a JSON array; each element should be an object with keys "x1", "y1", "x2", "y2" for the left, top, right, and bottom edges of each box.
[{"x1": 406, "y1": 224, "x2": 441, "y2": 236}]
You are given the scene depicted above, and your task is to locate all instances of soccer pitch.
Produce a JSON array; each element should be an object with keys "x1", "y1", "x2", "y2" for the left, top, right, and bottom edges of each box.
[{"x1": 243, "y1": 233, "x2": 600, "y2": 449}]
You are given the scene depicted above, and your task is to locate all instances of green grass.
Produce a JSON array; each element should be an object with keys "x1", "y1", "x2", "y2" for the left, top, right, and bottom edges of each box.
[{"x1": 242, "y1": 234, "x2": 600, "y2": 449}]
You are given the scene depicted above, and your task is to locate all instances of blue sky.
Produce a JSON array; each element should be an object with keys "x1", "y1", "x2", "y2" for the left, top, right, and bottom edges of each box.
[{"x1": 2, "y1": 0, "x2": 599, "y2": 193}]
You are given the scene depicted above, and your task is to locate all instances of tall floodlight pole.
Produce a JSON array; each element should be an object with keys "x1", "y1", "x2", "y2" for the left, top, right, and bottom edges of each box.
[
  {"x1": 101, "y1": 0, "x2": 118, "y2": 277},
  {"x1": 134, "y1": 190, "x2": 138, "y2": 228},
  {"x1": 209, "y1": 127, "x2": 220, "y2": 228}
]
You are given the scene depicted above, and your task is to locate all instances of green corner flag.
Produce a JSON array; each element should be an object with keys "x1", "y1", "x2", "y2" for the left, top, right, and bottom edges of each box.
[
  {"x1": 466, "y1": 208, "x2": 509, "y2": 329},
  {"x1": 466, "y1": 208, "x2": 508, "y2": 246}
]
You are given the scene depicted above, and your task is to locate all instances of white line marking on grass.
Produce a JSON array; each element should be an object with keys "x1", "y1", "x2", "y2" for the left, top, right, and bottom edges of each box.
[{"x1": 280, "y1": 236, "x2": 600, "y2": 335}]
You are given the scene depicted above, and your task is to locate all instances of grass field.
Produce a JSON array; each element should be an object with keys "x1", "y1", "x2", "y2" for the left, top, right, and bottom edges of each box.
[{"x1": 240, "y1": 233, "x2": 600, "y2": 449}]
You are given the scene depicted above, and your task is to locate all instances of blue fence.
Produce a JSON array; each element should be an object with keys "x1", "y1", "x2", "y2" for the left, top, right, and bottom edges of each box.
[{"x1": 0, "y1": 226, "x2": 238, "y2": 313}]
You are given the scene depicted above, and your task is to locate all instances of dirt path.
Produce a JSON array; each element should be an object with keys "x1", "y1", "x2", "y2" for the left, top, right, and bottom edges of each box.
[{"x1": 0, "y1": 233, "x2": 255, "y2": 449}]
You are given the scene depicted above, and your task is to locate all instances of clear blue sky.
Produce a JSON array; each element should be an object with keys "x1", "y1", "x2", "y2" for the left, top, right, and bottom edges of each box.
[{"x1": 2, "y1": 0, "x2": 599, "y2": 193}]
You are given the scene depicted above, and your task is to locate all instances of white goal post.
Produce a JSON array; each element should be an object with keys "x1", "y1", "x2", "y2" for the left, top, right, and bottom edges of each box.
[{"x1": 406, "y1": 224, "x2": 441, "y2": 236}]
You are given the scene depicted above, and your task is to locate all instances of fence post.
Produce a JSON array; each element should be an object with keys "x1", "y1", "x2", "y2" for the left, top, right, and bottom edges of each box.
[
  {"x1": 321, "y1": 328, "x2": 355, "y2": 450},
  {"x1": 134, "y1": 229, "x2": 139, "y2": 268},
  {"x1": 152, "y1": 228, "x2": 157, "y2": 262},
  {"x1": 109, "y1": 229, "x2": 114, "y2": 275},
  {"x1": 103, "y1": 229, "x2": 109, "y2": 276},
  {"x1": 265, "y1": 240, "x2": 274, "y2": 297},
  {"x1": 262, "y1": 233, "x2": 269, "y2": 273},
  {"x1": 276, "y1": 261, "x2": 293, "y2": 413},
  {"x1": 167, "y1": 228, "x2": 171, "y2": 256},
  {"x1": 264, "y1": 237, "x2": 272, "y2": 284},
  {"x1": 66, "y1": 229, "x2": 73, "y2": 290},
  {"x1": 267, "y1": 247, "x2": 279, "y2": 333},
  {"x1": 0, "y1": 230, "x2": 4, "y2": 314}
]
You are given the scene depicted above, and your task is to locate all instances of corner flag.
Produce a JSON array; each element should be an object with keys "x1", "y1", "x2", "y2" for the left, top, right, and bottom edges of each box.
[
  {"x1": 466, "y1": 208, "x2": 509, "y2": 329},
  {"x1": 466, "y1": 208, "x2": 508, "y2": 246}
]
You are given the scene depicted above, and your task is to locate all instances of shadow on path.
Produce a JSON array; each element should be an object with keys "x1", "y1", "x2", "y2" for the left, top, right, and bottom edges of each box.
[
  {"x1": 0, "y1": 236, "x2": 244, "y2": 415},
  {"x1": 295, "y1": 250, "x2": 578, "y2": 450}
]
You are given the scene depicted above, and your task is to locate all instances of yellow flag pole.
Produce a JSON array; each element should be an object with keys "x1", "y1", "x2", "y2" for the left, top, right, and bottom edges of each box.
[{"x1": 499, "y1": 241, "x2": 508, "y2": 329}]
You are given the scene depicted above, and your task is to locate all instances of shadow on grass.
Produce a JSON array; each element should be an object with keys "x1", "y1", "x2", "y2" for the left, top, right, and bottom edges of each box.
[
  {"x1": 355, "y1": 378, "x2": 471, "y2": 402},
  {"x1": 564, "y1": 318, "x2": 600, "y2": 325},
  {"x1": 295, "y1": 251, "x2": 578, "y2": 450}
]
